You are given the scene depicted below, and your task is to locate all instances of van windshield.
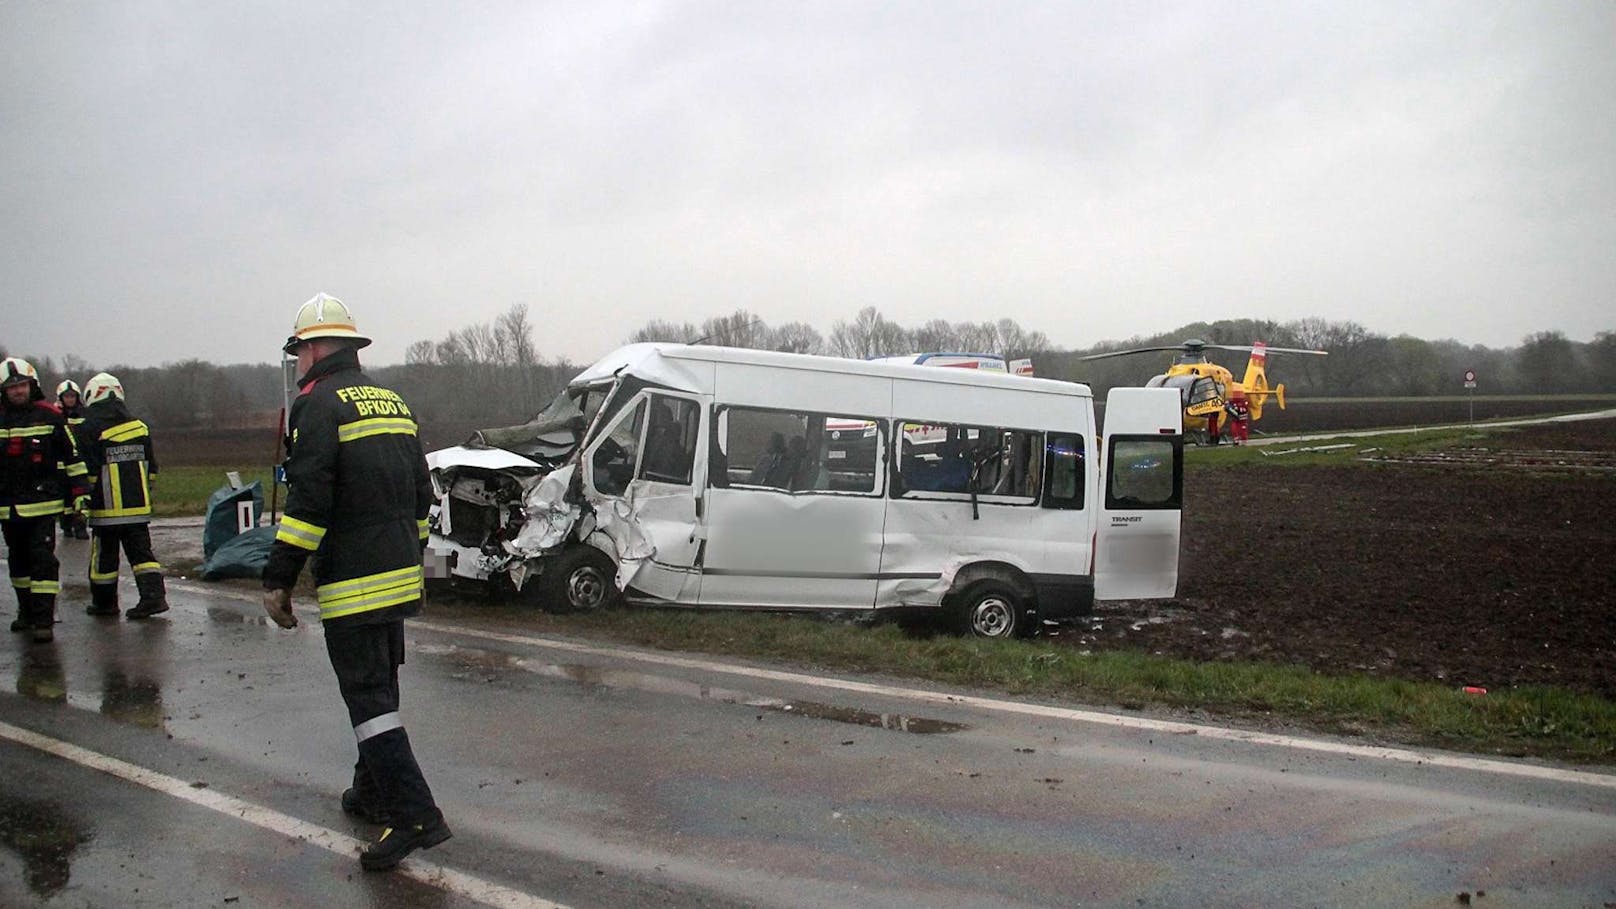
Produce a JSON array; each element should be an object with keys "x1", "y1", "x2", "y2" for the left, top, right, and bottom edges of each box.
[{"x1": 467, "y1": 380, "x2": 615, "y2": 461}]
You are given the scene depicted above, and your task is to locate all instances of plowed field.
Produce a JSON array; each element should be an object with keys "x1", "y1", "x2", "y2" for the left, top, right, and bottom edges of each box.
[{"x1": 1061, "y1": 416, "x2": 1616, "y2": 698}]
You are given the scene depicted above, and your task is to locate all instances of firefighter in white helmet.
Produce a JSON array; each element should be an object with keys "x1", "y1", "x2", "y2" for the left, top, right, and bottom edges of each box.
[
  {"x1": 262, "y1": 294, "x2": 451, "y2": 871},
  {"x1": 1, "y1": 358, "x2": 90, "y2": 642},
  {"x1": 77, "y1": 372, "x2": 168, "y2": 618},
  {"x1": 55, "y1": 379, "x2": 90, "y2": 539}
]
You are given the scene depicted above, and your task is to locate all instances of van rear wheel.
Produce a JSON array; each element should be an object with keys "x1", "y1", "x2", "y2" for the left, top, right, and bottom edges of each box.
[
  {"x1": 957, "y1": 580, "x2": 1029, "y2": 639},
  {"x1": 540, "y1": 546, "x2": 620, "y2": 613}
]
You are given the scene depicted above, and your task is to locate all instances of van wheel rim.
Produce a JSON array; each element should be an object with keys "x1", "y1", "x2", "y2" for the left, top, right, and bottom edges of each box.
[
  {"x1": 971, "y1": 597, "x2": 1013, "y2": 637},
  {"x1": 569, "y1": 568, "x2": 605, "y2": 609}
]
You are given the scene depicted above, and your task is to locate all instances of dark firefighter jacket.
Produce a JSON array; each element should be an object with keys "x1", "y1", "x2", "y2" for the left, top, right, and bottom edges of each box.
[
  {"x1": 77, "y1": 399, "x2": 159, "y2": 526},
  {"x1": 1, "y1": 395, "x2": 89, "y2": 521},
  {"x1": 263, "y1": 347, "x2": 433, "y2": 627}
]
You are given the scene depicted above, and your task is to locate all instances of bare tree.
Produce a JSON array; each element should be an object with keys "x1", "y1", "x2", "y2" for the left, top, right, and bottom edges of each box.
[
  {"x1": 910, "y1": 319, "x2": 959, "y2": 352},
  {"x1": 829, "y1": 306, "x2": 910, "y2": 359},
  {"x1": 1282, "y1": 318, "x2": 1386, "y2": 395},
  {"x1": 405, "y1": 340, "x2": 437, "y2": 365},
  {"x1": 954, "y1": 321, "x2": 998, "y2": 354},
  {"x1": 697, "y1": 310, "x2": 768, "y2": 348},
  {"x1": 766, "y1": 322, "x2": 824, "y2": 354},
  {"x1": 1516, "y1": 330, "x2": 1575, "y2": 394},
  {"x1": 627, "y1": 319, "x2": 701, "y2": 344}
]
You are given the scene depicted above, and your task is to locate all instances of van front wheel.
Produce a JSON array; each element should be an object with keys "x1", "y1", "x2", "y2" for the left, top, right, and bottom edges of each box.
[
  {"x1": 540, "y1": 546, "x2": 620, "y2": 613},
  {"x1": 958, "y1": 580, "x2": 1028, "y2": 639}
]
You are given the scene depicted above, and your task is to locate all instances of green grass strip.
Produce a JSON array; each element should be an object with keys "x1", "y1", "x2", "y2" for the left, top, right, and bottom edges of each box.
[{"x1": 524, "y1": 607, "x2": 1616, "y2": 764}]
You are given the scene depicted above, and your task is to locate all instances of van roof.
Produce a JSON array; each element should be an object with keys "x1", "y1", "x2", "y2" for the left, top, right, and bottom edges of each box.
[{"x1": 572, "y1": 343, "x2": 1091, "y2": 398}]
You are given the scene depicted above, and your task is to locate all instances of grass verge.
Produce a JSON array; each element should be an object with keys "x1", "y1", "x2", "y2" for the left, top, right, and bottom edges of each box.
[
  {"x1": 1187, "y1": 420, "x2": 1579, "y2": 468},
  {"x1": 445, "y1": 602, "x2": 1616, "y2": 765},
  {"x1": 152, "y1": 466, "x2": 277, "y2": 518}
]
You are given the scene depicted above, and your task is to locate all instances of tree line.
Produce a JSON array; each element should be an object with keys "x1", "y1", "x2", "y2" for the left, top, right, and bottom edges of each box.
[{"x1": 5, "y1": 307, "x2": 1612, "y2": 434}]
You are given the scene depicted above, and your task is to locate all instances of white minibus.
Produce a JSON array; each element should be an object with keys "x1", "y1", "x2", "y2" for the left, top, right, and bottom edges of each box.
[{"x1": 425, "y1": 344, "x2": 1182, "y2": 638}]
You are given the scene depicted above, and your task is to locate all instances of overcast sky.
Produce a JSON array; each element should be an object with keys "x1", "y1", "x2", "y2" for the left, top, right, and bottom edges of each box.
[{"x1": 4, "y1": 1, "x2": 1613, "y2": 369}]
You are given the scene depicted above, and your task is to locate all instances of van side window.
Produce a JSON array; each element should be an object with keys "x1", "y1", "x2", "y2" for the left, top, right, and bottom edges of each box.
[
  {"x1": 714, "y1": 406, "x2": 883, "y2": 495},
  {"x1": 591, "y1": 399, "x2": 646, "y2": 496},
  {"x1": 893, "y1": 422, "x2": 1041, "y2": 502},
  {"x1": 639, "y1": 395, "x2": 698, "y2": 485},
  {"x1": 1105, "y1": 438, "x2": 1183, "y2": 509},
  {"x1": 1041, "y1": 434, "x2": 1085, "y2": 509}
]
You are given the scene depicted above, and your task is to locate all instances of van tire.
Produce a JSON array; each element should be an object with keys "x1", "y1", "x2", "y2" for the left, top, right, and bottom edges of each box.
[
  {"x1": 540, "y1": 546, "x2": 620, "y2": 613},
  {"x1": 957, "y1": 580, "x2": 1030, "y2": 639}
]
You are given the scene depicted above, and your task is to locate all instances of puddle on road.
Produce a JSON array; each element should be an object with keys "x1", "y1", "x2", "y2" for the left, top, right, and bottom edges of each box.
[
  {"x1": 206, "y1": 606, "x2": 279, "y2": 627},
  {"x1": 0, "y1": 793, "x2": 92, "y2": 898},
  {"x1": 417, "y1": 642, "x2": 968, "y2": 735}
]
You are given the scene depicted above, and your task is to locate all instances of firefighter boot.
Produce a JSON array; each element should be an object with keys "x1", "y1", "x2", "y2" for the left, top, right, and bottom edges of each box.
[
  {"x1": 10, "y1": 588, "x2": 32, "y2": 633},
  {"x1": 127, "y1": 573, "x2": 169, "y2": 620},
  {"x1": 86, "y1": 584, "x2": 120, "y2": 617},
  {"x1": 30, "y1": 591, "x2": 55, "y2": 643},
  {"x1": 360, "y1": 809, "x2": 452, "y2": 871}
]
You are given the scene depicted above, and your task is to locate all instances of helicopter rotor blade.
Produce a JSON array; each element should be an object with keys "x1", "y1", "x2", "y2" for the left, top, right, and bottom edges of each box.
[
  {"x1": 1079, "y1": 346, "x2": 1187, "y2": 361},
  {"x1": 1256, "y1": 346, "x2": 1329, "y2": 356}
]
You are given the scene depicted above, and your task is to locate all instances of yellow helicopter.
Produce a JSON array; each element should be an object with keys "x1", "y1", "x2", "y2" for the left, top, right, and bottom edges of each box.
[{"x1": 1083, "y1": 339, "x2": 1327, "y2": 444}]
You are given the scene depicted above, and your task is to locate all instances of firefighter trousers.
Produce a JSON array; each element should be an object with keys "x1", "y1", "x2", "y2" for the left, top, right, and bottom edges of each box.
[
  {"x1": 324, "y1": 619, "x2": 441, "y2": 827},
  {"x1": 90, "y1": 523, "x2": 166, "y2": 609},
  {"x1": 3, "y1": 516, "x2": 59, "y2": 630}
]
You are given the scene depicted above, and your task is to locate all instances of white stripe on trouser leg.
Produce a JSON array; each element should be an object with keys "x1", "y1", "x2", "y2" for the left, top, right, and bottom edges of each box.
[{"x1": 354, "y1": 711, "x2": 403, "y2": 743}]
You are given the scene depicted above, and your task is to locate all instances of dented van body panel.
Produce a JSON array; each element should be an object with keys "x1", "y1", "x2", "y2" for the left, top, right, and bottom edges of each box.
[{"x1": 424, "y1": 344, "x2": 1183, "y2": 635}]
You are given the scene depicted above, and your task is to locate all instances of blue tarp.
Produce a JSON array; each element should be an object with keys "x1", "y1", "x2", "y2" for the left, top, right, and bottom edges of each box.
[
  {"x1": 200, "y1": 526, "x2": 277, "y2": 581},
  {"x1": 203, "y1": 482, "x2": 264, "y2": 560},
  {"x1": 200, "y1": 481, "x2": 273, "y2": 580}
]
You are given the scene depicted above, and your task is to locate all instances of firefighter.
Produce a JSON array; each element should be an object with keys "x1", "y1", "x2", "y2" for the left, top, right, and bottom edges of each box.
[
  {"x1": 55, "y1": 380, "x2": 90, "y2": 540},
  {"x1": 262, "y1": 293, "x2": 450, "y2": 872},
  {"x1": 1, "y1": 358, "x2": 89, "y2": 642},
  {"x1": 78, "y1": 372, "x2": 169, "y2": 619}
]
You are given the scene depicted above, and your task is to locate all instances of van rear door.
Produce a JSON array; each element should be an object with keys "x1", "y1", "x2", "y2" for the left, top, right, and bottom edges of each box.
[{"x1": 1094, "y1": 388, "x2": 1183, "y2": 600}]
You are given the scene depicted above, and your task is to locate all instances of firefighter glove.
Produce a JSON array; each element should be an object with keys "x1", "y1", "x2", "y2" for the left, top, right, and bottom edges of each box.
[{"x1": 263, "y1": 588, "x2": 298, "y2": 629}]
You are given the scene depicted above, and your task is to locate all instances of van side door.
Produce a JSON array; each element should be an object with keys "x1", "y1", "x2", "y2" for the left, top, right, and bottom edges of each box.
[{"x1": 1094, "y1": 387, "x2": 1183, "y2": 600}]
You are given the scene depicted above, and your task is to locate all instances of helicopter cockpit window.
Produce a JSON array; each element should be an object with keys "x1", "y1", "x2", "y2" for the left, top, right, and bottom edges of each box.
[
  {"x1": 1188, "y1": 377, "x2": 1222, "y2": 406},
  {"x1": 1154, "y1": 374, "x2": 1197, "y2": 407}
]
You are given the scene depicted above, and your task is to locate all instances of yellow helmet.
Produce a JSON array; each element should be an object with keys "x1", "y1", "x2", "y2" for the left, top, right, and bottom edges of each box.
[
  {"x1": 56, "y1": 379, "x2": 82, "y2": 400},
  {"x1": 284, "y1": 293, "x2": 372, "y2": 353},
  {"x1": 83, "y1": 372, "x2": 124, "y2": 407}
]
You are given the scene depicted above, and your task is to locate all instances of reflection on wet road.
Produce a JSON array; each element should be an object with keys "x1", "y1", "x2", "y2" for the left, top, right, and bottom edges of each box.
[
  {"x1": 0, "y1": 792, "x2": 92, "y2": 899},
  {"x1": 415, "y1": 641, "x2": 970, "y2": 734}
]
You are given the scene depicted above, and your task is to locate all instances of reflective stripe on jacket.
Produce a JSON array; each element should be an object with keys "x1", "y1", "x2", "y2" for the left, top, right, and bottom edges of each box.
[
  {"x1": 262, "y1": 348, "x2": 433, "y2": 626},
  {"x1": 1, "y1": 401, "x2": 88, "y2": 520},
  {"x1": 77, "y1": 402, "x2": 158, "y2": 526}
]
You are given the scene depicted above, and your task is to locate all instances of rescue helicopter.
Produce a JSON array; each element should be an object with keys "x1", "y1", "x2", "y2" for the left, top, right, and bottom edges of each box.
[{"x1": 1082, "y1": 339, "x2": 1327, "y2": 445}]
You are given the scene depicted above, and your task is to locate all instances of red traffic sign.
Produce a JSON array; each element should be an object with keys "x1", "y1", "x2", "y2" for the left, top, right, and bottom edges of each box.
[{"x1": 1463, "y1": 369, "x2": 1476, "y2": 383}]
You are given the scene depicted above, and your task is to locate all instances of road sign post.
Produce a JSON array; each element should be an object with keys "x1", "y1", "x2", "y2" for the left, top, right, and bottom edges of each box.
[{"x1": 1463, "y1": 369, "x2": 1477, "y2": 422}]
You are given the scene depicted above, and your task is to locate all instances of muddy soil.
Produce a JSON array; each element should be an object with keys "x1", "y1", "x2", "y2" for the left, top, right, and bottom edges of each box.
[{"x1": 1057, "y1": 417, "x2": 1616, "y2": 698}]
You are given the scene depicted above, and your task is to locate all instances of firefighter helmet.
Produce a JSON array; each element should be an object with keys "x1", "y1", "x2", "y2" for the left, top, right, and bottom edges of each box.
[
  {"x1": 284, "y1": 293, "x2": 372, "y2": 353},
  {"x1": 1, "y1": 357, "x2": 42, "y2": 399},
  {"x1": 56, "y1": 379, "x2": 82, "y2": 400},
  {"x1": 83, "y1": 372, "x2": 125, "y2": 407}
]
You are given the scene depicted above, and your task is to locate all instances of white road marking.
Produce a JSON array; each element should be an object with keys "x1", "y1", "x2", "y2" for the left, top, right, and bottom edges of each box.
[
  {"x1": 411, "y1": 621, "x2": 1616, "y2": 793},
  {"x1": 0, "y1": 720, "x2": 571, "y2": 909}
]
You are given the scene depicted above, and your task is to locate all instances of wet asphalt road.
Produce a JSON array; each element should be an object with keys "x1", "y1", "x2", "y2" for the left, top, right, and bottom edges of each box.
[{"x1": 3, "y1": 540, "x2": 1615, "y2": 908}]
